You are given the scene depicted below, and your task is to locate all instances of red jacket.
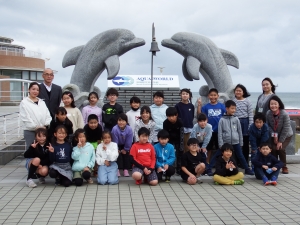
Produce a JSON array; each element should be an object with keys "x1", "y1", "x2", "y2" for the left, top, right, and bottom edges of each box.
[{"x1": 130, "y1": 142, "x2": 156, "y2": 169}]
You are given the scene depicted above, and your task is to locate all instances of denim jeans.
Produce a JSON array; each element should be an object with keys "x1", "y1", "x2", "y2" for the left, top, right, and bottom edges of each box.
[
  {"x1": 254, "y1": 167, "x2": 280, "y2": 180},
  {"x1": 232, "y1": 144, "x2": 249, "y2": 169},
  {"x1": 97, "y1": 161, "x2": 119, "y2": 185},
  {"x1": 207, "y1": 149, "x2": 222, "y2": 170}
]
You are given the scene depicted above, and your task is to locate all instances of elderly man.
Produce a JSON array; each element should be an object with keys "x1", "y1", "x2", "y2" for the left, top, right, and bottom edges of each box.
[{"x1": 38, "y1": 68, "x2": 62, "y2": 118}]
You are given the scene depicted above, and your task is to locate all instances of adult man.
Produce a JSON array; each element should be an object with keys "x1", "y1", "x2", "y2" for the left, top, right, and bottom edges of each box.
[{"x1": 38, "y1": 68, "x2": 62, "y2": 118}]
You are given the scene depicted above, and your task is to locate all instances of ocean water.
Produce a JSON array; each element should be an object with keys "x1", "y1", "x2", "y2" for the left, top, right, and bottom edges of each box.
[{"x1": 192, "y1": 92, "x2": 300, "y2": 109}]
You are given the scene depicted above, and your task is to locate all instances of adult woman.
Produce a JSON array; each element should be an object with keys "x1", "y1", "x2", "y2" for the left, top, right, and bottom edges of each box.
[
  {"x1": 255, "y1": 77, "x2": 276, "y2": 116},
  {"x1": 20, "y1": 82, "x2": 52, "y2": 149},
  {"x1": 266, "y1": 96, "x2": 292, "y2": 174},
  {"x1": 233, "y1": 84, "x2": 253, "y2": 165}
]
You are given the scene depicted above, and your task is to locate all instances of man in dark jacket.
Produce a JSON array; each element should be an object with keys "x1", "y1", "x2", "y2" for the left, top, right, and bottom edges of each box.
[{"x1": 38, "y1": 68, "x2": 62, "y2": 119}]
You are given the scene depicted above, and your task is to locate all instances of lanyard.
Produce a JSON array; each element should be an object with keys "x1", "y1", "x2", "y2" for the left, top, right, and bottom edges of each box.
[{"x1": 273, "y1": 110, "x2": 280, "y2": 131}]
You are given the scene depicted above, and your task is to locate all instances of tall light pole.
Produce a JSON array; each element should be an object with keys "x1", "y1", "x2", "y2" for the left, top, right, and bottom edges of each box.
[{"x1": 149, "y1": 23, "x2": 160, "y2": 103}]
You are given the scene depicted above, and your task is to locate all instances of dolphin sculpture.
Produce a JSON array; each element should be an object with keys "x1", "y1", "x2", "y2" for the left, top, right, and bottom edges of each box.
[
  {"x1": 62, "y1": 29, "x2": 145, "y2": 93},
  {"x1": 161, "y1": 32, "x2": 239, "y2": 95}
]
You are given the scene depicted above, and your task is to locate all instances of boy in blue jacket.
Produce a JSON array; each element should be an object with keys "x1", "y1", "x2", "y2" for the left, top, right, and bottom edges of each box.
[
  {"x1": 249, "y1": 113, "x2": 269, "y2": 167},
  {"x1": 154, "y1": 130, "x2": 176, "y2": 182},
  {"x1": 252, "y1": 143, "x2": 283, "y2": 186}
]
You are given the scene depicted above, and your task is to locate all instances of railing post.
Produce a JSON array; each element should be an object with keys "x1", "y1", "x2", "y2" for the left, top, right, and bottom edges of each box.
[{"x1": 3, "y1": 115, "x2": 7, "y2": 144}]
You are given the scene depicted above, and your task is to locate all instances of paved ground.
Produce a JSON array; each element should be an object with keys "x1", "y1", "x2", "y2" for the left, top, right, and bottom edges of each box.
[{"x1": 0, "y1": 157, "x2": 300, "y2": 225}]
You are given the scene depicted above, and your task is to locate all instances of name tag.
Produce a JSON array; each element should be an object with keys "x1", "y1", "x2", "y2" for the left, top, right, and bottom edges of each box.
[
  {"x1": 271, "y1": 132, "x2": 278, "y2": 137},
  {"x1": 258, "y1": 108, "x2": 263, "y2": 113}
]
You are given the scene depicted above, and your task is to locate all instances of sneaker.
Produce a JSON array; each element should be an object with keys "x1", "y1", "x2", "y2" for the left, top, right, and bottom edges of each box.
[
  {"x1": 196, "y1": 177, "x2": 203, "y2": 184},
  {"x1": 165, "y1": 176, "x2": 170, "y2": 182},
  {"x1": 206, "y1": 168, "x2": 213, "y2": 176},
  {"x1": 123, "y1": 169, "x2": 130, "y2": 177},
  {"x1": 117, "y1": 170, "x2": 121, "y2": 177},
  {"x1": 245, "y1": 168, "x2": 254, "y2": 175},
  {"x1": 87, "y1": 178, "x2": 94, "y2": 184},
  {"x1": 270, "y1": 176, "x2": 277, "y2": 186},
  {"x1": 262, "y1": 176, "x2": 270, "y2": 186},
  {"x1": 135, "y1": 178, "x2": 142, "y2": 185},
  {"x1": 282, "y1": 167, "x2": 289, "y2": 174},
  {"x1": 234, "y1": 179, "x2": 245, "y2": 185},
  {"x1": 55, "y1": 178, "x2": 61, "y2": 186},
  {"x1": 214, "y1": 181, "x2": 220, "y2": 185},
  {"x1": 39, "y1": 177, "x2": 45, "y2": 184},
  {"x1": 26, "y1": 179, "x2": 37, "y2": 188}
]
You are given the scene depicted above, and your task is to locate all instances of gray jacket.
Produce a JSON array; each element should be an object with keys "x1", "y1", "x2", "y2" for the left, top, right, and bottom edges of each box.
[
  {"x1": 218, "y1": 114, "x2": 243, "y2": 148},
  {"x1": 266, "y1": 109, "x2": 293, "y2": 143}
]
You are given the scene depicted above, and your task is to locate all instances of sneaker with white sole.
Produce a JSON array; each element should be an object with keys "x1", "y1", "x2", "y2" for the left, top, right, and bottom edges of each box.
[
  {"x1": 87, "y1": 178, "x2": 94, "y2": 184},
  {"x1": 26, "y1": 179, "x2": 37, "y2": 188},
  {"x1": 197, "y1": 177, "x2": 203, "y2": 184},
  {"x1": 39, "y1": 177, "x2": 45, "y2": 184}
]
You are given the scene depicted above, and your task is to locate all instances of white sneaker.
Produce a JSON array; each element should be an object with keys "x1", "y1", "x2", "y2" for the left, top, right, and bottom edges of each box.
[
  {"x1": 39, "y1": 177, "x2": 45, "y2": 184},
  {"x1": 197, "y1": 177, "x2": 203, "y2": 184},
  {"x1": 87, "y1": 178, "x2": 94, "y2": 184},
  {"x1": 26, "y1": 179, "x2": 37, "y2": 188}
]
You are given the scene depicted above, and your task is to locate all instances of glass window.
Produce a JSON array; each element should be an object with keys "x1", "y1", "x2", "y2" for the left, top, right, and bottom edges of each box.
[
  {"x1": 30, "y1": 71, "x2": 37, "y2": 80},
  {"x1": 37, "y1": 72, "x2": 43, "y2": 80},
  {"x1": 2, "y1": 70, "x2": 22, "y2": 79},
  {"x1": 22, "y1": 71, "x2": 29, "y2": 80}
]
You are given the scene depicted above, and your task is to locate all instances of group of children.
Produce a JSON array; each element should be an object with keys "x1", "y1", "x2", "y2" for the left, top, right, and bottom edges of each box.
[{"x1": 24, "y1": 85, "x2": 286, "y2": 188}]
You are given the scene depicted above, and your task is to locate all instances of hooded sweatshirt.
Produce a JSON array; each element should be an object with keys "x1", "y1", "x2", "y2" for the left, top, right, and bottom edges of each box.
[
  {"x1": 252, "y1": 152, "x2": 283, "y2": 170},
  {"x1": 111, "y1": 124, "x2": 133, "y2": 151},
  {"x1": 218, "y1": 114, "x2": 243, "y2": 148},
  {"x1": 214, "y1": 155, "x2": 239, "y2": 176},
  {"x1": 190, "y1": 123, "x2": 212, "y2": 148},
  {"x1": 72, "y1": 142, "x2": 95, "y2": 171},
  {"x1": 154, "y1": 143, "x2": 176, "y2": 169}
]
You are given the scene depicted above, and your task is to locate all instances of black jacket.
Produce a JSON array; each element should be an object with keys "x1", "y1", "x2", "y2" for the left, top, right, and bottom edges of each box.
[
  {"x1": 252, "y1": 152, "x2": 283, "y2": 169},
  {"x1": 48, "y1": 118, "x2": 73, "y2": 142},
  {"x1": 24, "y1": 142, "x2": 51, "y2": 166},
  {"x1": 163, "y1": 118, "x2": 183, "y2": 145},
  {"x1": 214, "y1": 155, "x2": 239, "y2": 176}
]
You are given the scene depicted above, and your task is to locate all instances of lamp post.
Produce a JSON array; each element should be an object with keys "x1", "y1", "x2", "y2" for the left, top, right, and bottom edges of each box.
[{"x1": 149, "y1": 23, "x2": 160, "y2": 103}]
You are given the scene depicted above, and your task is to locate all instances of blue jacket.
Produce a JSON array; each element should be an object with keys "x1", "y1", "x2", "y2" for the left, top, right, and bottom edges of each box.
[
  {"x1": 252, "y1": 152, "x2": 283, "y2": 170},
  {"x1": 154, "y1": 143, "x2": 176, "y2": 169},
  {"x1": 248, "y1": 123, "x2": 269, "y2": 151},
  {"x1": 72, "y1": 142, "x2": 95, "y2": 171}
]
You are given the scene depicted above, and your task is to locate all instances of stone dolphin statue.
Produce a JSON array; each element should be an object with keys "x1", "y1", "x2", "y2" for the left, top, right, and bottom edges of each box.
[
  {"x1": 62, "y1": 29, "x2": 146, "y2": 93},
  {"x1": 161, "y1": 32, "x2": 239, "y2": 97}
]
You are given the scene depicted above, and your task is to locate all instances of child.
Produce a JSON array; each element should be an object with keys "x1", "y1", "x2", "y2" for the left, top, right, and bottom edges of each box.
[
  {"x1": 84, "y1": 114, "x2": 103, "y2": 150},
  {"x1": 126, "y1": 96, "x2": 141, "y2": 135},
  {"x1": 24, "y1": 127, "x2": 51, "y2": 188},
  {"x1": 266, "y1": 95, "x2": 293, "y2": 174},
  {"x1": 200, "y1": 88, "x2": 226, "y2": 165},
  {"x1": 249, "y1": 113, "x2": 269, "y2": 168},
  {"x1": 181, "y1": 138, "x2": 206, "y2": 185},
  {"x1": 48, "y1": 125, "x2": 73, "y2": 187},
  {"x1": 252, "y1": 143, "x2": 283, "y2": 185},
  {"x1": 130, "y1": 127, "x2": 158, "y2": 186},
  {"x1": 218, "y1": 100, "x2": 254, "y2": 175},
  {"x1": 82, "y1": 92, "x2": 102, "y2": 126},
  {"x1": 96, "y1": 131, "x2": 119, "y2": 185},
  {"x1": 150, "y1": 91, "x2": 168, "y2": 144},
  {"x1": 62, "y1": 91, "x2": 84, "y2": 133},
  {"x1": 135, "y1": 106, "x2": 156, "y2": 143},
  {"x1": 71, "y1": 129, "x2": 95, "y2": 186},
  {"x1": 154, "y1": 130, "x2": 176, "y2": 182},
  {"x1": 163, "y1": 107, "x2": 183, "y2": 174},
  {"x1": 48, "y1": 107, "x2": 73, "y2": 142},
  {"x1": 111, "y1": 113, "x2": 133, "y2": 177},
  {"x1": 175, "y1": 88, "x2": 195, "y2": 152},
  {"x1": 233, "y1": 84, "x2": 253, "y2": 165},
  {"x1": 190, "y1": 113, "x2": 212, "y2": 164},
  {"x1": 102, "y1": 88, "x2": 123, "y2": 131},
  {"x1": 213, "y1": 143, "x2": 245, "y2": 185}
]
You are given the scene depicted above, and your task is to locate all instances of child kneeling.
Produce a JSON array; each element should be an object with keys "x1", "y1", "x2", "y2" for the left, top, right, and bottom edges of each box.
[
  {"x1": 252, "y1": 143, "x2": 283, "y2": 186},
  {"x1": 213, "y1": 143, "x2": 244, "y2": 185},
  {"x1": 181, "y1": 138, "x2": 206, "y2": 185},
  {"x1": 130, "y1": 127, "x2": 158, "y2": 186},
  {"x1": 96, "y1": 131, "x2": 119, "y2": 185}
]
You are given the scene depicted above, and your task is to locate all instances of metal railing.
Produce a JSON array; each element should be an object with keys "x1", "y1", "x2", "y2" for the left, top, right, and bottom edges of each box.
[
  {"x1": 0, "y1": 48, "x2": 42, "y2": 59},
  {"x1": 0, "y1": 112, "x2": 25, "y2": 152}
]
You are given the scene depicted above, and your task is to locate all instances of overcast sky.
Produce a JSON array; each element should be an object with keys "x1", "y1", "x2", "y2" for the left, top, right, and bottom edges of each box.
[{"x1": 1, "y1": 0, "x2": 299, "y2": 93}]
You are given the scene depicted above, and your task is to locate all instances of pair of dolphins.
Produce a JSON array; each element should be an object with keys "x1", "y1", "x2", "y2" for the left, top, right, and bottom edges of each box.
[{"x1": 62, "y1": 29, "x2": 239, "y2": 106}]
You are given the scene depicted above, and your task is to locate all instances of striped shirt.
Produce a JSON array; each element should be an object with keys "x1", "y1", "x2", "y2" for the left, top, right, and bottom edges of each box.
[{"x1": 233, "y1": 98, "x2": 253, "y2": 125}]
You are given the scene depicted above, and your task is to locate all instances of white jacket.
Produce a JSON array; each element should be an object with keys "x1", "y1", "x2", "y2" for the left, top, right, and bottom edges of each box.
[
  {"x1": 96, "y1": 142, "x2": 119, "y2": 166},
  {"x1": 19, "y1": 97, "x2": 52, "y2": 131}
]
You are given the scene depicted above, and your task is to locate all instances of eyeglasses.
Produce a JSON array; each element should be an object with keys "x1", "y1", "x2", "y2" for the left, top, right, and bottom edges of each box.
[{"x1": 43, "y1": 73, "x2": 54, "y2": 77}]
